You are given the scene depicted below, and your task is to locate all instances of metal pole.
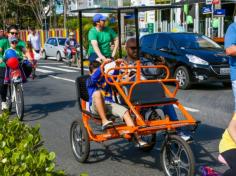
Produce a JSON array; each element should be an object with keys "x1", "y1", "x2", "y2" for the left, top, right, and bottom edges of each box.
[
  {"x1": 134, "y1": 8, "x2": 140, "y2": 59},
  {"x1": 79, "y1": 11, "x2": 84, "y2": 75},
  {"x1": 117, "y1": 10, "x2": 122, "y2": 58},
  {"x1": 64, "y1": 0, "x2": 67, "y2": 32},
  {"x1": 194, "y1": 2, "x2": 199, "y2": 33},
  {"x1": 211, "y1": 4, "x2": 214, "y2": 38}
]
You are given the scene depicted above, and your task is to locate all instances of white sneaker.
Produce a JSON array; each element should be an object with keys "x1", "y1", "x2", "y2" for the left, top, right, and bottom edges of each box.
[
  {"x1": 178, "y1": 132, "x2": 193, "y2": 142},
  {"x1": 1, "y1": 102, "x2": 9, "y2": 110}
]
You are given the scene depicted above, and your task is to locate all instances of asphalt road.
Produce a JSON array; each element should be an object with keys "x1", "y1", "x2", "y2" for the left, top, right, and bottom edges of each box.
[{"x1": 13, "y1": 59, "x2": 233, "y2": 176}]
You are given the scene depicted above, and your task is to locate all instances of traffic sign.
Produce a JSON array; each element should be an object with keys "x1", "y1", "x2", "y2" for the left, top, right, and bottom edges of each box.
[
  {"x1": 202, "y1": 5, "x2": 212, "y2": 14},
  {"x1": 147, "y1": 23, "x2": 154, "y2": 33},
  {"x1": 214, "y1": 9, "x2": 226, "y2": 16}
]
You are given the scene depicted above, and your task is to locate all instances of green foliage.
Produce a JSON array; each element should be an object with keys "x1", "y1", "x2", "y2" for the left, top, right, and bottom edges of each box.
[{"x1": 0, "y1": 113, "x2": 65, "y2": 176}]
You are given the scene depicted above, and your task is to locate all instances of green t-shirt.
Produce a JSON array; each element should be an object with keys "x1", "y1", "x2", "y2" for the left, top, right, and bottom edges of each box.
[
  {"x1": 0, "y1": 38, "x2": 26, "y2": 67},
  {"x1": 88, "y1": 26, "x2": 117, "y2": 57}
]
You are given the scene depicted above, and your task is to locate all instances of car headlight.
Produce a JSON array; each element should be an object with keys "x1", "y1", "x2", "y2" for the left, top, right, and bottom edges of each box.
[{"x1": 186, "y1": 54, "x2": 209, "y2": 65}]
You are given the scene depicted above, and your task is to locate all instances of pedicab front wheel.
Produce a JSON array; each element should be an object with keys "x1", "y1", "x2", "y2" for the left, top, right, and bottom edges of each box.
[
  {"x1": 160, "y1": 135, "x2": 195, "y2": 176},
  {"x1": 70, "y1": 119, "x2": 90, "y2": 163}
]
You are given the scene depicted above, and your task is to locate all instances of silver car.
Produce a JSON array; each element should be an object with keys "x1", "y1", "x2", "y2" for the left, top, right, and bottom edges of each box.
[{"x1": 42, "y1": 37, "x2": 66, "y2": 61}]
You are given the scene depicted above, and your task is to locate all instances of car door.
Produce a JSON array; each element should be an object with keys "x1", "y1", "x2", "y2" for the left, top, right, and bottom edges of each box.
[
  {"x1": 155, "y1": 34, "x2": 178, "y2": 73},
  {"x1": 51, "y1": 38, "x2": 58, "y2": 57},
  {"x1": 45, "y1": 38, "x2": 54, "y2": 57}
]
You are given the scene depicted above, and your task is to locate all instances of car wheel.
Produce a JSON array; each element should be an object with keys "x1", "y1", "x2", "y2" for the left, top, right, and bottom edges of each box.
[
  {"x1": 42, "y1": 50, "x2": 47, "y2": 60},
  {"x1": 56, "y1": 52, "x2": 62, "y2": 62},
  {"x1": 174, "y1": 66, "x2": 191, "y2": 89}
]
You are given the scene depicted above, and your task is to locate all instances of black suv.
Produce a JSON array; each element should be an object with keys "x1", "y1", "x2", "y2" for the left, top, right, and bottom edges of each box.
[{"x1": 140, "y1": 32, "x2": 230, "y2": 89}]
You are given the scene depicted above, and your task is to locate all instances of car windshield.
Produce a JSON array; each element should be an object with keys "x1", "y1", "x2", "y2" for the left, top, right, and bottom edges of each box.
[
  {"x1": 58, "y1": 38, "x2": 66, "y2": 46},
  {"x1": 170, "y1": 33, "x2": 221, "y2": 49}
]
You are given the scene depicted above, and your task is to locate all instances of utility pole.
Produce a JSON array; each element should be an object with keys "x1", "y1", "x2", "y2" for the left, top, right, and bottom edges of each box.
[
  {"x1": 64, "y1": 0, "x2": 67, "y2": 34},
  {"x1": 118, "y1": 0, "x2": 124, "y2": 43}
]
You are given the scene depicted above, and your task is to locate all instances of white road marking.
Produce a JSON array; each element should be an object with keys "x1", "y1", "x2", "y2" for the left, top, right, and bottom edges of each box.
[
  {"x1": 49, "y1": 75, "x2": 75, "y2": 83},
  {"x1": 36, "y1": 68, "x2": 54, "y2": 73},
  {"x1": 173, "y1": 104, "x2": 199, "y2": 113},
  {"x1": 40, "y1": 66, "x2": 77, "y2": 72},
  {"x1": 38, "y1": 63, "x2": 63, "y2": 65},
  {"x1": 60, "y1": 65, "x2": 81, "y2": 70},
  {"x1": 60, "y1": 65, "x2": 89, "y2": 71}
]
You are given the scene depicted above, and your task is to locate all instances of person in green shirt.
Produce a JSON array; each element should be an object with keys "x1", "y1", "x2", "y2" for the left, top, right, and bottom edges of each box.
[
  {"x1": 88, "y1": 14, "x2": 118, "y2": 62},
  {"x1": 0, "y1": 24, "x2": 26, "y2": 110}
]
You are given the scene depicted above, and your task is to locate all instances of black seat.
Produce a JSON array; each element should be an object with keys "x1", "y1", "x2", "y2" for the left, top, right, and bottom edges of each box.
[
  {"x1": 75, "y1": 75, "x2": 100, "y2": 119},
  {"x1": 130, "y1": 82, "x2": 177, "y2": 106},
  {"x1": 75, "y1": 75, "x2": 90, "y2": 111}
]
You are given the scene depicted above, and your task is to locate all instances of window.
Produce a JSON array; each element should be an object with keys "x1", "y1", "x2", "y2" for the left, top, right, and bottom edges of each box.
[
  {"x1": 155, "y1": 35, "x2": 170, "y2": 49},
  {"x1": 58, "y1": 38, "x2": 66, "y2": 46},
  {"x1": 47, "y1": 38, "x2": 54, "y2": 45},
  {"x1": 170, "y1": 33, "x2": 221, "y2": 49},
  {"x1": 51, "y1": 38, "x2": 57, "y2": 46},
  {"x1": 141, "y1": 35, "x2": 155, "y2": 49}
]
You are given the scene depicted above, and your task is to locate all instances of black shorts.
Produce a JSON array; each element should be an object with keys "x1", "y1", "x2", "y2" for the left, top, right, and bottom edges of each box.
[{"x1": 221, "y1": 149, "x2": 236, "y2": 176}]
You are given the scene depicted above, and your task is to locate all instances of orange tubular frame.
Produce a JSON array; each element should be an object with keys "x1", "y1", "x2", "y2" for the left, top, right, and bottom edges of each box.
[{"x1": 81, "y1": 61, "x2": 197, "y2": 142}]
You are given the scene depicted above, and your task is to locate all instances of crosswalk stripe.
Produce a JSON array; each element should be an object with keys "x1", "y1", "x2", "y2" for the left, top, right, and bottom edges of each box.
[
  {"x1": 36, "y1": 68, "x2": 54, "y2": 73},
  {"x1": 49, "y1": 75, "x2": 75, "y2": 83},
  {"x1": 38, "y1": 63, "x2": 63, "y2": 65},
  {"x1": 40, "y1": 66, "x2": 77, "y2": 72},
  {"x1": 61, "y1": 65, "x2": 80, "y2": 70},
  {"x1": 60, "y1": 65, "x2": 89, "y2": 71},
  {"x1": 173, "y1": 104, "x2": 199, "y2": 113}
]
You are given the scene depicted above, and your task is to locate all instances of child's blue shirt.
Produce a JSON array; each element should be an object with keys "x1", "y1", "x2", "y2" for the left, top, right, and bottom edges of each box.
[{"x1": 86, "y1": 67, "x2": 119, "y2": 106}]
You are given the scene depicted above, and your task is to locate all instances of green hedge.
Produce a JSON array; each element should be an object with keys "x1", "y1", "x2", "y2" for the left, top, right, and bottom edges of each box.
[{"x1": 0, "y1": 113, "x2": 65, "y2": 176}]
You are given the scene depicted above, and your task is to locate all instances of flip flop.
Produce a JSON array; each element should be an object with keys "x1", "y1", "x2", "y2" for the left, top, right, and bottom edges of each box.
[{"x1": 102, "y1": 121, "x2": 113, "y2": 131}]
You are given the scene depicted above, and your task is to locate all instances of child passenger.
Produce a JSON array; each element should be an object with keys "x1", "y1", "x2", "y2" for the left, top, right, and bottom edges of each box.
[{"x1": 86, "y1": 59, "x2": 148, "y2": 147}]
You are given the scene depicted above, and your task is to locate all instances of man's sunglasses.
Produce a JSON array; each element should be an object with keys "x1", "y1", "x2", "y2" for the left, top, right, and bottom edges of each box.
[
  {"x1": 10, "y1": 32, "x2": 18, "y2": 35},
  {"x1": 11, "y1": 41, "x2": 18, "y2": 44},
  {"x1": 129, "y1": 46, "x2": 137, "y2": 50}
]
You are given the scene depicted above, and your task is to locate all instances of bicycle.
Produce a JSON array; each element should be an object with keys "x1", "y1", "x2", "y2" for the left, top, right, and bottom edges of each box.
[{"x1": 6, "y1": 67, "x2": 24, "y2": 121}]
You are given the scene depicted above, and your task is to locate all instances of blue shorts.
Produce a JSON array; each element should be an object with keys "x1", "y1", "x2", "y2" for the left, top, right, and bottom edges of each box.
[{"x1": 232, "y1": 80, "x2": 236, "y2": 112}]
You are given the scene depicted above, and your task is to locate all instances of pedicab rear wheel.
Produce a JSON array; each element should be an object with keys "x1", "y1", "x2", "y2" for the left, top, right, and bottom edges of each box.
[
  {"x1": 160, "y1": 135, "x2": 195, "y2": 176},
  {"x1": 70, "y1": 119, "x2": 90, "y2": 163}
]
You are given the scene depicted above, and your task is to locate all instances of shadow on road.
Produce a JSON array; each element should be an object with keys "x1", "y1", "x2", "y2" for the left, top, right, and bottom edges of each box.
[
  {"x1": 84, "y1": 123, "x2": 226, "y2": 175},
  {"x1": 23, "y1": 100, "x2": 76, "y2": 121},
  {"x1": 189, "y1": 82, "x2": 231, "y2": 91},
  {"x1": 192, "y1": 123, "x2": 226, "y2": 175}
]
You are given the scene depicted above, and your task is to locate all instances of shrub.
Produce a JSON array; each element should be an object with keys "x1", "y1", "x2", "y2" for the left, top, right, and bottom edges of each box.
[{"x1": 0, "y1": 113, "x2": 65, "y2": 176}]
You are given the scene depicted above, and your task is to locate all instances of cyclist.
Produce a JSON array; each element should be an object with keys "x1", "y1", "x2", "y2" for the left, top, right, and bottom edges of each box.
[
  {"x1": 87, "y1": 59, "x2": 148, "y2": 147},
  {"x1": 3, "y1": 37, "x2": 25, "y2": 83},
  {"x1": 64, "y1": 32, "x2": 78, "y2": 65},
  {"x1": 122, "y1": 38, "x2": 191, "y2": 141},
  {"x1": 0, "y1": 25, "x2": 27, "y2": 110},
  {"x1": 88, "y1": 14, "x2": 118, "y2": 62}
]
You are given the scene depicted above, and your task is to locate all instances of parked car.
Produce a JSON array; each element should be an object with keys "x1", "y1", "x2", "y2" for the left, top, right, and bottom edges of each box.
[
  {"x1": 42, "y1": 37, "x2": 66, "y2": 61},
  {"x1": 140, "y1": 32, "x2": 230, "y2": 89}
]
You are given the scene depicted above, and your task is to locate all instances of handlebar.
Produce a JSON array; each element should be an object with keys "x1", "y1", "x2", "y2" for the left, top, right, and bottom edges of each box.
[{"x1": 103, "y1": 61, "x2": 170, "y2": 85}]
